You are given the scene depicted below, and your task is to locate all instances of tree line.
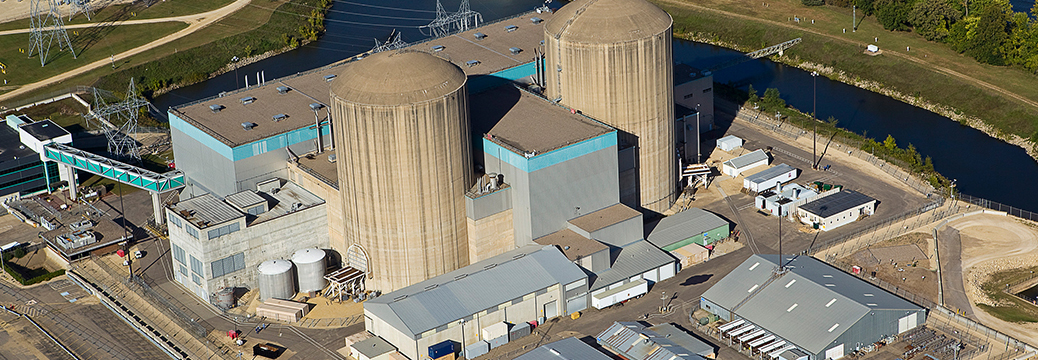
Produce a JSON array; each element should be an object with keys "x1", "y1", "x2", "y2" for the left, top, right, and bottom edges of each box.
[{"x1": 807, "y1": 0, "x2": 1038, "y2": 71}]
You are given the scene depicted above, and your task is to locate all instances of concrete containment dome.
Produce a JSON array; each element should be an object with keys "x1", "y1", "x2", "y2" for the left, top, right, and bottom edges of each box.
[
  {"x1": 258, "y1": 259, "x2": 296, "y2": 301},
  {"x1": 330, "y1": 50, "x2": 467, "y2": 105},
  {"x1": 330, "y1": 49, "x2": 473, "y2": 293},
  {"x1": 544, "y1": 0, "x2": 677, "y2": 213},
  {"x1": 292, "y1": 248, "x2": 327, "y2": 293}
]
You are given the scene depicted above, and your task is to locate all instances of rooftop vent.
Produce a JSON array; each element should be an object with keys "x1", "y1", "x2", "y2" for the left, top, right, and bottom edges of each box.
[
  {"x1": 277, "y1": 86, "x2": 290, "y2": 94},
  {"x1": 272, "y1": 114, "x2": 288, "y2": 122},
  {"x1": 309, "y1": 103, "x2": 324, "y2": 111},
  {"x1": 242, "y1": 122, "x2": 257, "y2": 130},
  {"x1": 327, "y1": 153, "x2": 337, "y2": 163},
  {"x1": 431, "y1": 45, "x2": 445, "y2": 52},
  {"x1": 466, "y1": 60, "x2": 481, "y2": 67},
  {"x1": 474, "y1": 32, "x2": 486, "y2": 40},
  {"x1": 209, "y1": 104, "x2": 225, "y2": 113},
  {"x1": 240, "y1": 96, "x2": 256, "y2": 105},
  {"x1": 324, "y1": 74, "x2": 337, "y2": 82},
  {"x1": 504, "y1": 25, "x2": 518, "y2": 32},
  {"x1": 531, "y1": 17, "x2": 543, "y2": 24},
  {"x1": 509, "y1": 47, "x2": 521, "y2": 55}
]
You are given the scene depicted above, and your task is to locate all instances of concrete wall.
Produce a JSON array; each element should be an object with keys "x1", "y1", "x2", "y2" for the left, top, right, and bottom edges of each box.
[
  {"x1": 674, "y1": 75, "x2": 714, "y2": 132},
  {"x1": 170, "y1": 126, "x2": 236, "y2": 198},
  {"x1": 287, "y1": 164, "x2": 344, "y2": 257},
  {"x1": 467, "y1": 208, "x2": 515, "y2": 264}
]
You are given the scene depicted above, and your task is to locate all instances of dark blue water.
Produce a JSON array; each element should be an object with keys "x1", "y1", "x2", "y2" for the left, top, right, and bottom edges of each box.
[
  {"x1": 154, "y1": 0, "x2": 1038, "y2": 214},
  {"x1": 674, "y1": 40, "x2": 1038, "y2": 213}
]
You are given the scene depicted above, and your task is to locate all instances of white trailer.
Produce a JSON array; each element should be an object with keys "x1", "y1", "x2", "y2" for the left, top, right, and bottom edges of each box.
[{"x1": 592, "y1": 279, "x2": 648, "y2": 309}]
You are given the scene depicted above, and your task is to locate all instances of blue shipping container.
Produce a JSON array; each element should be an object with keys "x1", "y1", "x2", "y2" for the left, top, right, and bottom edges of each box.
[{"x1": 429, "y1": 340, "x2": 454, "y2": 358}]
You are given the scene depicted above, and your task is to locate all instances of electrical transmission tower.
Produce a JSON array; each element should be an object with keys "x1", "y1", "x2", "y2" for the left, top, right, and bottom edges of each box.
[
  {"x1": 85, "y1": 79, "x2": 149, "y2": 160},
  {"x1": 371, "y1": 30, "x2": 407, "y2": 53},
  {"x1": 419, "y1": 0, "x2": 482, "y2": 38},
  {"x1": 28, "y1": 0, "x2": 77, "y2": 67},
  {"x1": 69, "y1": 0, "x2": 93, "y2": 21}
]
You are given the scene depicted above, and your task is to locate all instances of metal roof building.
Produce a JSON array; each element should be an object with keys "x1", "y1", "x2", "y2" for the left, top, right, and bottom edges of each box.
[
  {"x1": 597, "y1": 322, "x2": 712, "y2": 360},
  {"x1": 364, "y1": 245, "x2": 588, "y2": 360},
  {"x1": 700, "y1": 254, "x2": 925, "y2": 360},
  {"x1": 515, "y1": 337, "x2": 613, "y2": 360},
  {"x1": 744, "y1": 163, "x2": 798, "y2": 193},
  {"x1": 647, "y1": 208, "x2": 729, "y2": 250},
  {"x1": 722, "y1": 149, "x2": 769, "y2": 177},
  {"x1": 796, "y1": 190, "x2": 877, "y2": 231}
]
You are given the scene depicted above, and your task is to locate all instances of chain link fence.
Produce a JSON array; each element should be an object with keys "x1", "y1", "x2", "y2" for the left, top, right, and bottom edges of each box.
[{"x1": 956, "y1": 194, "x2": 1038, "y2": 223}]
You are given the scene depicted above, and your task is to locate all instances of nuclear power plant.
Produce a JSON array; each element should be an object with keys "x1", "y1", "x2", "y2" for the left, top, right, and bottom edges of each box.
[
  {"x1": 164, "y1": 0, "x2": 711, "y2": 310},
  {"x1": 545, "y1": 0, "x2": 677, "y2": 213}
]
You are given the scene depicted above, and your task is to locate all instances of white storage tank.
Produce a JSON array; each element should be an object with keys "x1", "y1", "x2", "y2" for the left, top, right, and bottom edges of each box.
[
  {"x1": 292, "y1": 248, "x2": 327, "y2": 293},
  {"x1": 258, "y1": 259, "x2": 296, "y2": 301}
]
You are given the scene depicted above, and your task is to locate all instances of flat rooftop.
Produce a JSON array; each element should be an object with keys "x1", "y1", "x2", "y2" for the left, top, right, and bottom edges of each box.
[
  {"x1": 674, "y1": 63, "x2": 709, "y2": 85},
  {"x1": 479, "y1": 86, "x2": 613, "y2": 155},
  {"x1": 799, "y1": 189, "x2": 876, "y2": 218},
  {"x1": 294, "y1": 151, "x2": 339, "y2": 189},
  {"x1": 568, "y1": 203, "x2": 641, "y2": 233},
  {"x1": 170, "y1": 12, "x2": 553, "y2": 148},
  {"x1": 534, "y1": 229, "x2": 608, "y2": 261},
  {"x1": 0, "y1": 121, "x2": 37, "y2": 162},
  {"x1": 170, "y1": 182, "x2": 323, "y2": 228},
  {"x1": 19, "y1": 119, "x2": 70, "y2": 142}
]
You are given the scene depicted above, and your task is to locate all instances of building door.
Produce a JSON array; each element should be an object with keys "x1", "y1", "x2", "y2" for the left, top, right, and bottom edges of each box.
[
  {"x1": 824, "y1": 344, "x2": 844, "y2": 360},
  {"x1": 544, "y1": 301, "x2": 557, "y2": 319},
  {"x1": 898, "y1": 312, "x2": 918, "y2": 333}
]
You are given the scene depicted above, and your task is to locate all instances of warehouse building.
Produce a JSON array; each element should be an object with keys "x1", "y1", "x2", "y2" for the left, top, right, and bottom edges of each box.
[
  {"x1": 744, "y1": 164, "x2": 798, "y2": 193},
  {"x1": 166, "y1": 180, "x2": 328, "y2": 302},
  {"x1": 1, "y1": 115, "x2": 74, "y2": 200},
  {"x1": 722, "y1": 149, "x2": 769, "y2": 177},
  {"x1": 597, "y1": 322, "x2": 713, "y2": 360},
  {"x1": 796, "y1": 190, "x2": 877, "y2": 231},
  {"x1": 363, "y1": 245, "x2": 587, "y2": 360},
  {"x1": 756, "y1": 183, "x2": 818, "y2": 217},
  {"x1": 700, "y1": 254, "x2": 925, "y2": 360},
  {"x1": 515, "y1": 337, "x2": 613, "y2": 360}
]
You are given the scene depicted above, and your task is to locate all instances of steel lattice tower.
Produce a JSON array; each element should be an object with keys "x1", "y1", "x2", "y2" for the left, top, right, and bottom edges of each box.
[
  {"x1": 419, "y1": 0, "x2": 482, "y2": 38},
  {"x1": 85, "y1": 80, "x2": 149, "y2": 160},
  {"x1": 28, "y1": 0, "x2": 77, "y2": 67},
  {"x1": 371, "y1": 31, "x2": 407, "y2": 53},
  {"x1": 69, "y1": 0, "x2": 93, "y2": 21}
]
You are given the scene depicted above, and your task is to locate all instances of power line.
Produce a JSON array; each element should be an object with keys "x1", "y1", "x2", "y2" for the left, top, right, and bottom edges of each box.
[
  {"x1": 28, "y1": 0, "x2": 77, "y2": 67},
  {"x1": 244, "y1": 3, "x2": 418, "y2": 28},
  {"x1": 333, "y1": 0, "x2": 438, "y2": 13},
  {"x1": 419, "y1": 0, "x2": 482, "y2": 37}
]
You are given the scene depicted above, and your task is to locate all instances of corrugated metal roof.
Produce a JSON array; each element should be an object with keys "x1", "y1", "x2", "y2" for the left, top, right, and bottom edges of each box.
[
  {"x1": 647, "y1": 208, "x2": 728, "y2": 249},
  {"x1": 798, "y1": 190, "x2": 876, "y2": 218},
  {"x1": 723, "y1": 149, "x2": 768, "y2": 169},
  {"x1": 534, "y1": 229, "x2": 608, "y2": 261},
  {"x1": 718, "y1": 135, "x2": 742, "y2": 145},
  {"x1": 364, "y1": 245, "x2": 586, "y2": 338},
  {"x1": 701, "y1": 254, "x2": 923, "y2": 354},
  {"x1": 597, "y1": 322, "x2": 707, "y2": 360},
  {"x1": 515, "y1": 337, "x2": 613, "y2": 360},
  {"x1": 170, "y1": 193, "x2": 243, "y2": 229},
  {"x1": 590, "y1": 240, "x2": 676, "y2": 291},
  {"x1": 745, "y1": 163, "x2": 796, "y2": 184},
  {"x1": 648, "y1": 324, "x2": 714, "y2": 357},
  {"x1": 569, "y1": 203, "x2": 641, "y2": 233},
  {"x1": 224, "y1": 190, "x2": 266, "y2": 210}
]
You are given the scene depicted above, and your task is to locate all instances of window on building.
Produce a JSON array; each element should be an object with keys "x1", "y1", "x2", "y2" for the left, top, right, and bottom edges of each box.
[
  {"x1": 179, "y1": 264, "x2": 188, "y2": 277},
  {"x1": 190, "y1": 255, "x2": 204, "y2": 277},
  {"x1": 703, "y1": 87, "x2": 712, "y2": 93},
  {"x1": 172, "y1": 243, "x2": 186, "y2": 265},
  {"x1": 186, "y1": 226, "x2": 199, "y2": 239},
  {"x1": 191, "y1": 273, "x2": 201, "y2": 285},
  {"x1": 684, "y1": 93, "x2": 694, "y2": 99},
  {"x1": 247, "y1": 206, "x2": 264, "y2": 216},
  {"x1": 210, "y1": 252, "x2": 245, "y2": 279},
  {"x1": 206, "y1": 222, "x2": 240, "y2": 240},
  {"x1": 168, "y1": 214, "x2": 182, "y2": 228}
]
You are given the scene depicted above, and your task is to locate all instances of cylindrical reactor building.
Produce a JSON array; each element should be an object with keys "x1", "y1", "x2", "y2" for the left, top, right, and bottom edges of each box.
[
  {"x1": 257, "y1": 259, "x2": 296, "y2": 301},
  {"x1": 292, "y1": 248, "x2": 327, "y2": 293},
  {"x1": 544, "y1": 0, "x2": 677, "y2": 213},
  {"x1": 330, "y1": 50, "x2": 473, "y2": 292}
]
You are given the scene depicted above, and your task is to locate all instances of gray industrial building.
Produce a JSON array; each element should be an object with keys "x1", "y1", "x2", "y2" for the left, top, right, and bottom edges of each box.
[
  {"x1": 166, "y1": 180, "x2": 328, "y2": 302},
  {"x1": 515, "y1": 337, "x2": 613, "y2": 360},
  {"x1": 597, "y1": 322, "x2": 713, "y2": 360},
  {"x1": 700, "y1": 254, "x2": 925, "y2": 360},
  {"x1": 364, "y1": 245, "x2": 587, "y2": 360},
  {"x1": 647, "y1": 208, "x2": 730, "y2": 250}
]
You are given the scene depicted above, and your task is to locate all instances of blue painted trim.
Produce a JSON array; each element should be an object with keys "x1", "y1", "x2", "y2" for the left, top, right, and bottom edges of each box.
[
  {"x1": 169, "y1": 112, "x2": 234, "y2": 160},
  {"x1": 230, "y1": 121, "x2": 329, "y2": 161},
  {"x1": 469, "y1": 61, "x2": 538, "y2": 94},
  {"x1": 483, "y1": 131, "x2": 617, "y2": 173}
]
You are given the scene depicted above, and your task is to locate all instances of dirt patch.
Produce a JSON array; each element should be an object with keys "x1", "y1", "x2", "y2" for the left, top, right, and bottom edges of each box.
[{"x1": 844, "y1": 232, "x2": 938, "y2": 303}]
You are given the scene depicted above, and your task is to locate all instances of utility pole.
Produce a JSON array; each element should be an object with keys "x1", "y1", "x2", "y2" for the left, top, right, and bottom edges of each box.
[
  {"x1": 852, "y1": 6, "x2": 856, "y2": 32},
  {"x1": 812, "y1": 71, "x2": 818, "y2": 169},
  {"x1": 696, "y1": 103, "x2": 701, "y2": 164}
]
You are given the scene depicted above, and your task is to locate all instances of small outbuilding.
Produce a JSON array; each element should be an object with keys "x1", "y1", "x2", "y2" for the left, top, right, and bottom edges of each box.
[
  {"x1": 717, "y1": 135, "x2": 743, "y2": 152},
  {"x1": 743, "y1": 163, "x2": 798, "y2": 193},
  {"x1": 648, "y1": 208, "x2": 729, "y2": 250},
  {"x1": 796, "y1": 189, "x2": 877, "y2": 231},
  {"x1": 755, "y1": 183, "x2": 818, "y2": 217},
  {"x1": 722, "y1": 149, "x2": 769, "y2": 177},
  {"x1": 671, "y1": 242, "x2": 710, "y2": 269}
]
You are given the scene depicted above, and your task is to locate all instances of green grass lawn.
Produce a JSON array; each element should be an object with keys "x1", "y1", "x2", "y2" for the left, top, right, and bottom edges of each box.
[
  {"x1": 979, "y1": 265, "x2": 1038, "y2": 323},
  {"x1": 0, "y1": 21, "x2": 187, "y2": 95},
  {"x1": 0, "y1": 0, "x2": 235, "y2": 32},
  {"x1": 14, "y1": 97, "x2": 91, "y2": 132},
  {"x1": 653, "y1": 0, "x2": 1038, "y2": 144}
]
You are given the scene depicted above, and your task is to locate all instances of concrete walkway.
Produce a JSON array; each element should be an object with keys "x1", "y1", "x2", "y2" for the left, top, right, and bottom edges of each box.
[{"x1": 937, "y1": 226, "x2": 976, "y2": 318}]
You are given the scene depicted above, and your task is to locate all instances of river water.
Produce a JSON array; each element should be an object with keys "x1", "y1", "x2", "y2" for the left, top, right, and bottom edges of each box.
[{"x1": 154, "y1": 0, "x2": 1038, "y2": 213}]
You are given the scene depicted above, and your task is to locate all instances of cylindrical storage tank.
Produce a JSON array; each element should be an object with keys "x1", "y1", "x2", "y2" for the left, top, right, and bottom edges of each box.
[
  {"x1": 257, "y1": 259, "x2": 295, "y2": 301},
  {"x1": 292, "y1": 248, "x2": 327, "y2": 293},
  {"x1": 330, "y1": 50, "x2": 473, "y2": 292},
  {"x1": 545, "y1": 0, "x2": 677, "y2": 213},
  {"x1": 215, "y1": 287, "x2": 235, "y2": 309}
]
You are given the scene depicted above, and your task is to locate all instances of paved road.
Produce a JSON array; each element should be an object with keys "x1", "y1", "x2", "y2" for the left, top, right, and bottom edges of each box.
[
  {"x1": 0, "y1": 9, "x2": 232, "y2": 37},
  {"x1": 937, "y1": 227, "x2": 975, "y2": 318},
  {"x1": 0, "y1": 0, "x2": 252, "y2": 104}
]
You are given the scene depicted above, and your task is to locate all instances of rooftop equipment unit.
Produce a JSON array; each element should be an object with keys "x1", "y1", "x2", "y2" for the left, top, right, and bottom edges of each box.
[
  {"x1": 431, "y1": 45, "x2": 445, "y2": 52},
  {"x1": 272, "y1": 114, "x2": 288, "y2": 122},
  {"x1": 474, "y1": 32, "x2": 486, "y2": 40},
  {"x1": 242, "y1": 122, "x2": 257, "y2": 130},
  {"x1": 504, "y1": 25, "x2": 518, "y2": 32},
  {"x1": 309, "y1": 103, "x2": 324, "y2": 111},
  {"x1": 466, "y1": 60, "x2": 481, "y2": 67},
  {"x1": 531, "y1": 17, "x2": 543, "y2": 24},
  {"x1": 277, "y1": 86, "x2": 290, "y2": 94},
  {"x1": 327, "y1": 154, "x2": 336, "y2": 163},
  {"x1": 209, "y1": 104, "x2": 225, "y2": 113},
  {"x1": 324, "y1": 74, "x2": 337, "y2": 82},
  {"x1": 240, "y1": 96, "x2": 256, "y2": 105},
  {"x1": 509, "y1": 47, "x2": 522, "y2": 55}
]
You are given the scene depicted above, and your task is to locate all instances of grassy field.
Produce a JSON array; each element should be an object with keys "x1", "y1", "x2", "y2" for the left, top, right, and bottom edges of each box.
[
  {"x1": 0, "y1": 22, "x2": 187, "y2": 94},
  {"x1": 14, "y1": 97, "x2": 90, "y2": 132},
  {"x1": 0, "y1": 0, "x2": 235, "y2": 32},
  {"x1": 979, "y1": 265, "x2": 1038, "y2": 323},
  {"x1": 652, "y1": 0, "x2": 1038, "y2": 143}
]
